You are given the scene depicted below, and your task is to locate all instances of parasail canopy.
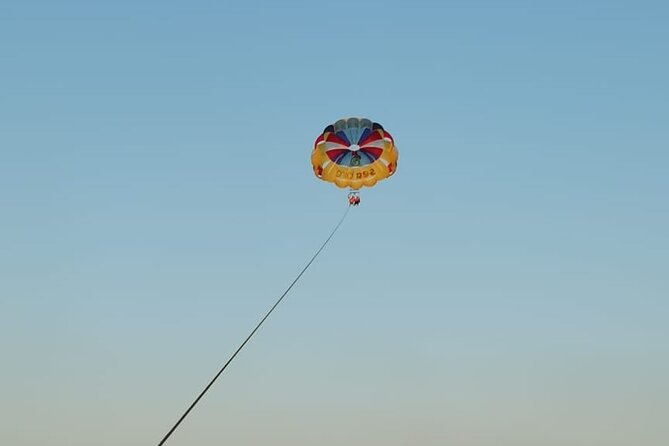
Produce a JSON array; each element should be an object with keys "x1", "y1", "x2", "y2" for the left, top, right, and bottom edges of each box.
[{"x1": 311, "y1": 117, "x2": 398, "y2": 190}]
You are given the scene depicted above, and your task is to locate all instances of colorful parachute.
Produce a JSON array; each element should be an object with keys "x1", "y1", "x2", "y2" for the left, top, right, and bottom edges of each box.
[{"x1": 311, "y1": 118, "x2": 398, "y2": 190}]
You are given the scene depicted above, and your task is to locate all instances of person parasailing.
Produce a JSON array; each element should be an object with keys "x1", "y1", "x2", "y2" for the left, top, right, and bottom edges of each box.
[
  {"x1": 348, "y1": 190, "x2": 361, "y2": 206},
  {"x1": 311, "y1": 117, "x2": 398, "y2": 205}
]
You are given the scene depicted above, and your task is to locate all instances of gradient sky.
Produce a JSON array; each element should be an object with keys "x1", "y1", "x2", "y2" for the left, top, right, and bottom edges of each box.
[{"x1": 1, "y1": 1, "x2": 668, "y2": 445}]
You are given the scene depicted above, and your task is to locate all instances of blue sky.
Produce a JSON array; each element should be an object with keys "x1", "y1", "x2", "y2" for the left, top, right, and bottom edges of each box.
[{"x1": 1, "y1": 1, "x2": 668, "y2": 445}]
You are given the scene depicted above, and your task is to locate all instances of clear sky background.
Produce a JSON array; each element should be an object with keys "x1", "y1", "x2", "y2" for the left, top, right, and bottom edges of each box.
[{"x1": 1, "y1": 1, "x2": 667, "y2": 445}]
